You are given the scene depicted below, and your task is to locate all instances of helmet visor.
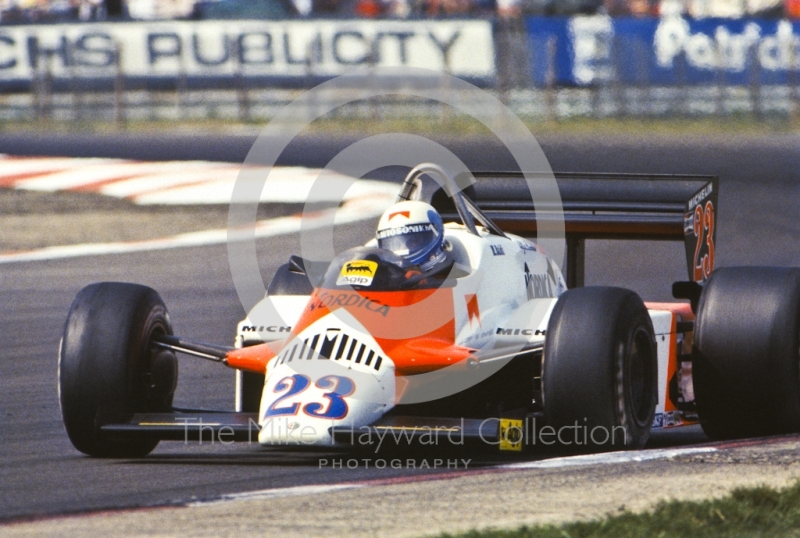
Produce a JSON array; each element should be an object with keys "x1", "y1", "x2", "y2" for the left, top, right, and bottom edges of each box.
[{"x1": 377, "y1": 228, "x2": 437, "y2": 258}]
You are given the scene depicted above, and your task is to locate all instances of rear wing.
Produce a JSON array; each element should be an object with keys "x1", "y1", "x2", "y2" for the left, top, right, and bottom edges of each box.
[{"x1": 424, "y1": 172, "x2": 718, "y2": 289}]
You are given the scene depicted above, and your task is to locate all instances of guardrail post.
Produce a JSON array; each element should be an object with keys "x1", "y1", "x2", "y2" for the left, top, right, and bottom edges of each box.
[
  {"x1": 305, "y1": 43, "x2": 317, "y2": 124},
  {"x1": 494, "y1": 17, "x2": 509, "y2": 105},
  {"x1": 635, "y1": 36, "x2": 650, "y2": 116},
  {"x1": 675, "y1": 52, "x2": 687, "y2": 116},
  {"x1": 176, "y1": 43, "x2": 188, "y2": 122},
  {"x1": 494, "y1": 17, "x2": 532, "y2": 105},
  {"x1": 69, "y1": 40, "x2": 82, "y2": 123},
  {"x1": 715, "y1": 42, "x2": 726, "y2": 116},
  {"x1": 32, "y1": 54, "x2": 53, "y2": 122},
  {"x1": 748, "y1": 43, "x2": 762, "y2": 119},
  {"x1": 791, "y1": 41, "x2": 799, "y2": 120},
  {"x1": 612, "y1": 34, "x2": 624, "y2": 116},
  {"x1": 366, "y1": 42, "x2": 381, "y2": 122},
  {"x1": 114, "y1": 43, "x2": 126, "y2": 130},
  {"x1": 545, "y1": 35, "x2": 556, "y2": 122},
  {"x1": 235, "y1": 38, "x2": 250, "y2": 123}
]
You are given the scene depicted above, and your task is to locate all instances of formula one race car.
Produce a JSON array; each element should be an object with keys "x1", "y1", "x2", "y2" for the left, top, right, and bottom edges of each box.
[{"x1": 58, "y1": 164, "x2": 800, "y2": 457}]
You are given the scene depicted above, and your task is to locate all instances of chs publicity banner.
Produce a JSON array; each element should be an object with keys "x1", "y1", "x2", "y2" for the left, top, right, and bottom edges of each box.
[
  {"x1": 527, "y1": 16, "x2": 800, "y2": 86},
  {"x1": 0, "y1": 20, "x2": 495, "y2": 88}
]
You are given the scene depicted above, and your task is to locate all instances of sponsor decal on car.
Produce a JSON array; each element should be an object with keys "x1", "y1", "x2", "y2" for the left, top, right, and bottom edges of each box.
[
  {"x1": 463, "y1": 328, "x2": 494, "y2": 345},
  {"x1": 388, "y1": 210, "x2": 410, "y2": 221},
  {"x1": 652, "y1": 411, "x2": 686, "y2": 429},
  {"x1": 499, "y1": 418, "x2": 524, "y2": 451},
  {"x1": 376, "y1": 223, "x2": 436, "y2": 238},
  {"x1": 496, "y1": 327, "x2": 546, "y2": 336},
  {"x1": 524, "y1": 262, "x2": 554, "y2": 300},
  {"x1": 465, "y1": 294, "x2": 481, "y2": 327},
  {"x1": 308, "y1": 290, "x2": 391, "y2": 317},
  {"x1": 337, "y1": 259, "x2": 378, "y2": 287},
  {"x1": 263, "y1": 373, "x2": 356, "y2": 421},
  {"x1": 241, "y1": 325, "x2": 292, "y2": 333},
  {"x1": 688, "y1": 201, "x2": 715, "y2": 281}
]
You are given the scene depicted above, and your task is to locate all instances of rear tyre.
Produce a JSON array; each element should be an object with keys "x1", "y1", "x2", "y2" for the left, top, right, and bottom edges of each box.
[
  {"x1": 59, "y1": 282, "x2": 177, "y2": 457},
  {"x1": 543, "y1": 287, "x2": 657, "y2": 452},
  {"x1": 693, "y1": 267, "x2": 800, "y2": 439}
]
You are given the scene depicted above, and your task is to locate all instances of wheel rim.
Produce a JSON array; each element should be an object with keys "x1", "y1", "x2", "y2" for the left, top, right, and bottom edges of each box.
[
  {"x1": 628, "y1": 327, "x2": 655, "y2": 427},
  {"x1": 135, "y1": 315, "x2": 173, "y2": 411}
]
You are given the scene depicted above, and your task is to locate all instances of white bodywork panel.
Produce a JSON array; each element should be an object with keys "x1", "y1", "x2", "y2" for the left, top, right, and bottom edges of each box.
[
  {"x1": 648, "y1": 309, "x2": 674, "y2": 419},
  {"x1": 236, "y1": 295, "x2": 309, "y2": 347},
  {"x1": 257, "y1": 314, "x2": 396, "y2": 446},
  {"x1": 444, "y1": 224, "x2": 566, "y2": 351}
]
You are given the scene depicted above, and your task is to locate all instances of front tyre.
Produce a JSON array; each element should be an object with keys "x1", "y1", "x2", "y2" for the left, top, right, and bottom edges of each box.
[
  {"x1": 59, "y1": 282, "x2": 177, "y2": 457},
  {"x1": 543, "y1": 287, "x2": 657, "y2": 452}
]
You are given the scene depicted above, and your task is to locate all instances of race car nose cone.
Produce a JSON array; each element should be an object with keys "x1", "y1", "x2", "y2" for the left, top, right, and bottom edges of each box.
[{"x1": 257, "y1": 354, "x2": 395, "y2": 447}]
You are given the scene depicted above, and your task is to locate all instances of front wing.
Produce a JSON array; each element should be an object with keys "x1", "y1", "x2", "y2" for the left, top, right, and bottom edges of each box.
[{"x1": 100, "y1": 412, "x2": 519, "y2": 449}]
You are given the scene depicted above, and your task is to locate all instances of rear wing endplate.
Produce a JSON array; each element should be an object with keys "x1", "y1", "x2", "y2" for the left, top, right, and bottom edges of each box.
[{"x1": 423, "y1": 172, "x2": 718, "y2": 289}]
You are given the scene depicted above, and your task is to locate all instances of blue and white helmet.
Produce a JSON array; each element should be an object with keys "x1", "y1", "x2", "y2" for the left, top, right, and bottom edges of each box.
[{"x1": 376, "y1": 201, "x2": 446, "y2": 272}]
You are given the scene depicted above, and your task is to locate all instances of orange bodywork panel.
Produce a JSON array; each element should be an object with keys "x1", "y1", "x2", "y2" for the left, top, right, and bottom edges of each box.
[
  {"x1": 226, "y1": 286, "x2": 463, "y2": 376},
  {"x1": 383, "y1": 338, "x2": 475, "y2": 375},
  {"x1": 226, "y1": 340, "x2": 283, "y2": 374},
  {"x1": 293, "y1": 287, "x2": 456, "y2": 342},
  {"x1": 644, "y1": 302, "x2": 694, "y2": 321}
]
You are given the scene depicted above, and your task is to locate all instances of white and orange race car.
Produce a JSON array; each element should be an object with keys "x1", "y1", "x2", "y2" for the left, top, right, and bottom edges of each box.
[{"x1": 58, "y1": 164, "x2": 800, "y2": 457}]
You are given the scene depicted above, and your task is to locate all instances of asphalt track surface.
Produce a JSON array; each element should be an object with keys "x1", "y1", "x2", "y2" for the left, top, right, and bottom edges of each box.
[{"x1": 1, "y1": 130, "x2": 799, "y2": 521}]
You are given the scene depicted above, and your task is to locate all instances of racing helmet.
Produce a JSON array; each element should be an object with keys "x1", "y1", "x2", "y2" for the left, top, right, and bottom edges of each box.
[{"x1": 376, "y1": 201, "x2": 447, "y2": 272}]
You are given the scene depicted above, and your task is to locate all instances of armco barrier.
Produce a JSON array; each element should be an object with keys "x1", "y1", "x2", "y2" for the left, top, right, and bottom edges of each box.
[
  {"x1": 526, "y1": 16, "x2": 800, "y2": 87},
  {"x1": 0, "y1": 19, "x2": 495, "y2": 91}
]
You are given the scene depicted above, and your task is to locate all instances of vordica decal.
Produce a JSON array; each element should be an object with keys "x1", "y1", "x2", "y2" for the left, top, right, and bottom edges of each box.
[{"x1": 309, "y1": 290, "x2": 390, "y2": 317}]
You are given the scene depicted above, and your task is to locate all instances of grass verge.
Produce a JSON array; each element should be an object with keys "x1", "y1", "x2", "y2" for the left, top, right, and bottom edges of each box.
[{"x1": 437, "y1": 480, "x2": 800, "y2": 538}]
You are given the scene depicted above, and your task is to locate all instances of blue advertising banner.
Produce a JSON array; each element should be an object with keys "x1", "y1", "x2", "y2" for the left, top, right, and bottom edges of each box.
[{"x1": 526, "y1": 16, "x2": 800, "y2": 86}]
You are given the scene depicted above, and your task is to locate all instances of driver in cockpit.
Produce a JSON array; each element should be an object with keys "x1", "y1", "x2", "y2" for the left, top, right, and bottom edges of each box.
[{"x1": 375, "y1": 201, "x2": 453, "y2": 278}]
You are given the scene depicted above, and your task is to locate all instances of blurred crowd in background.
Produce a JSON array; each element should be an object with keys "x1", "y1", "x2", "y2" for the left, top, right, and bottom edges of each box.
[{"x1": 1, "y1": 0, "x2": 799, "y2": 21}]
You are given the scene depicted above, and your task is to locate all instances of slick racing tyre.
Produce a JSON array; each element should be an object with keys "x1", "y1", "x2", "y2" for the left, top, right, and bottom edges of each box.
[
  {"x1": 693, "y1": 267, "x2": 800, "y2": 439},
  {"x1": 59, "y1": 282, "x2": 177, "y2": 457},
  {"x1": 543, "y1": 287, "x2": 657, "y2": 452}
]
